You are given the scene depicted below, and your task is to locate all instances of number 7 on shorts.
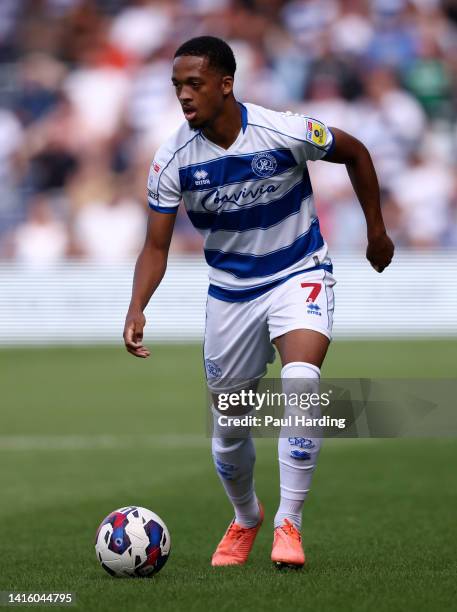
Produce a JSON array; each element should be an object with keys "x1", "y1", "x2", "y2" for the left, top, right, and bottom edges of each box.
[{"x1": 300, "y1": 282, "x2": 321, "y2": 303}]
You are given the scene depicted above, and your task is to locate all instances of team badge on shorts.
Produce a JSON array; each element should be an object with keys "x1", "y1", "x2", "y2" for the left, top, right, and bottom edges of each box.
[
  {"x1": 305, "y1": 119, "x2": 327, "y2": 147},
  {"x1": 205, "y1": 359, "x2": 222, "y2": 379},
  {"x1": 251, "y1": 152, "x2": 278, "y2": 178}
]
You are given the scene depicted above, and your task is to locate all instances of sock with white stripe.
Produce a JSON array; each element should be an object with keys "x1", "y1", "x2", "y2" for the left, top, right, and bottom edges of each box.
[{"x1": 274, "y1": 362, "x2": 322, "y2": 531}]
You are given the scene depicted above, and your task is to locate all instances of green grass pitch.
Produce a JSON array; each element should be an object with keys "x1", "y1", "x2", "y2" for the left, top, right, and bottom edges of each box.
[{"x1": 0, "y1": 340, "x2": 456, "y2": 611}]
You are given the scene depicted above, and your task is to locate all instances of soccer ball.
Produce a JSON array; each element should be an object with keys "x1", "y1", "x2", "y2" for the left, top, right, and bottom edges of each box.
[{"x1": 95, "y1": 506, "x2": 171, "y2": 577}]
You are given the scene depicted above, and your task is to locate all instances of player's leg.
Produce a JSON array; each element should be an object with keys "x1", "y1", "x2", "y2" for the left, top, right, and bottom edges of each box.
[
  {"x1": 204, "y1": 294, "x2": 274, "y2": 565},
  {"x1": 210, "y1": 392, "x2": 265, "y2": 567},
  {"x1": 211, "y1": 391, "x2": 261, "y2": 529},
  {"x1": 267, "y1": 269, "x2": 335, "y2": 567},
  {"x1": 273, "y1": 334, "x2": 326, "y2": 531}
]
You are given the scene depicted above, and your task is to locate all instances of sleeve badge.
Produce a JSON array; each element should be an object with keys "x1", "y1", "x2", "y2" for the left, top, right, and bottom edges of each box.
[{"x1": 306, "y1": 119, "x2": 327, "y2": 147}]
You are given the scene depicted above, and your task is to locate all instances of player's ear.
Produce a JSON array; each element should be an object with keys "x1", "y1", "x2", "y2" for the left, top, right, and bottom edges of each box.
[{"x1": 221, "y1": 75, "x2": 234, "y2": 96}]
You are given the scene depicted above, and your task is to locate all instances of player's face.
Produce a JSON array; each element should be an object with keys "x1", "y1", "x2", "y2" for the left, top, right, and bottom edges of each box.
[{"x1": 172, "y1": 55, "x2": 233, "y2": 129}]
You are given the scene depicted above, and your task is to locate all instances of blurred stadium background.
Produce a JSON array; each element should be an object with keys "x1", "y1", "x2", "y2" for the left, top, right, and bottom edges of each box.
[
  {"x1": 1, "y1": 0, "x2": 456, "y2": 255},
  {"x1": 0, "y1": 3, "x2": 456, "y2": 610},
  {"x1": 0, "y1": 0, "x2": 456, "y2": 344}
]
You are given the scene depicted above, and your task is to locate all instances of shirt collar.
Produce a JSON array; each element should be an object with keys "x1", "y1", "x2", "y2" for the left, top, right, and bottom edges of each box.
[{"x1": 238, "y1": 102, "x2": 248, "y2": 133}]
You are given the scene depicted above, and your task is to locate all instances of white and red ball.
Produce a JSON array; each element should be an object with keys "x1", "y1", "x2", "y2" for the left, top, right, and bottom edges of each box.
[{"x1": 95, "y1": 506, "x2": 170, "y2": 577}]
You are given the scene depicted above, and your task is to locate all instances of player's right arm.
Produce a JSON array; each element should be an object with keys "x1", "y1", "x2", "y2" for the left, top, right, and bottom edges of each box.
[
  {"x1": 124, "y1": 147, "x2": 181, "y2": 358},
  {"x1": 123, "y1": 210, "x2": 177, "y2": 358}
]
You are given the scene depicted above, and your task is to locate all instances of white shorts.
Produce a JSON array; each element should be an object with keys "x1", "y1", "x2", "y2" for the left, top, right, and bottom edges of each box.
[{"x1": 203, "y1": 268, "x2": 336, "y2": 392}]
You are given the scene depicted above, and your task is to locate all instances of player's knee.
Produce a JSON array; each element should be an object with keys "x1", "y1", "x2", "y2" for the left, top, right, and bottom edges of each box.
[
  {"x1": 281, "y1": 362, "x2": 320, "y2": 381},
  {"x1": 281, "y1": 363, "x2": 320, "y2": 397},
  {"x1": 281, "y1": 362, "x2": 322, "y2": 423},
  {"x1": 212, "y1": 435, "x2": 245, "y2": 454},
  {"x1": 212, "y1": 404, "x2": 253, "y2": 440}
]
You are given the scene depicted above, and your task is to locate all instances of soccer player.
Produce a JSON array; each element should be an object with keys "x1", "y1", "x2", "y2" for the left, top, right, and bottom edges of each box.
[{"x1": 123, "y1": 36, "x2": 394, "y2": 568}]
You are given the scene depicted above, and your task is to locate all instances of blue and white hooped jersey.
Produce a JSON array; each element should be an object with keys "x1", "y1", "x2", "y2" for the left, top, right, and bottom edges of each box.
[{"x1": 147, "y1": 102, "x2": 335, "y2": 302}]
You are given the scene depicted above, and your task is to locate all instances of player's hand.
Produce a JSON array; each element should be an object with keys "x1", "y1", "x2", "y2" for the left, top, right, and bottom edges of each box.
[
  {"x1": 123, "y1": 309, "x2": 150, "y2": 358},
  {"x1": 366, "y1": 231, "x2": 394, "y2": 273}
]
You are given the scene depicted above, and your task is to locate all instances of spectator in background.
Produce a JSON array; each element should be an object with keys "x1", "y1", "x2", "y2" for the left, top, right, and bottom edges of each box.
[
  {"x1": 364, "y1": 67, "x2": 426, "y2": 154},
  {"x1": 403, "y1": 32, "x2": 454, "y2": 119},
  {"x1": 126, "y1": 47, "x2": 186, "y2": 152},
  {"x1": 22, "y1": 91, "x2": 80, "y2": 195},
  {"x1": 73, "y1": 175, "x2": 146, "y2": 262},
  {"x1": 355, "y1": 66, "x2": 426, "y2": 186},
  {"x1": 231, "y1": 40, "x2": 290, "y2": 107},
  {"x1": 108, "y1": 0, "x2": 174, "y2": 64},
  {"x1": 15, "y1": 53, "x2": 64, "y2": 126},
  {"x1": 330, "y1": 0, "x2": 374, "y2": 58},
  {"x1": 280, "y1": 0, "x2": 338, "y2": 56},
  {"x1": 367, "y1": 1, "x2": 419, "y2": 70},
  {"x1": 3, "y1": 193, "x2": 69, "y2": 265},
  {"x1": 390, "y1": 151, "x2": 454, "y2": 247},
  {"x1": 62, "y1": 30, "x2": 131, "y2": 143}
]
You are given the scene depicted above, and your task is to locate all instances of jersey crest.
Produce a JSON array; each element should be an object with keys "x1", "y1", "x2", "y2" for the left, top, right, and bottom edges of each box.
[{"x1": 251, "y1": 152, "x2": 278, "y2": 178}]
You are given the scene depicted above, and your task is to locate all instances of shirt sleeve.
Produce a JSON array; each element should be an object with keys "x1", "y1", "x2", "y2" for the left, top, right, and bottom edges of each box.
[
  {"x1": 280, "y1": 112, "x2": 335, "y2": 163},
  {"x1": 147, "y1": 152, "x2": 181, "y2": 213}
]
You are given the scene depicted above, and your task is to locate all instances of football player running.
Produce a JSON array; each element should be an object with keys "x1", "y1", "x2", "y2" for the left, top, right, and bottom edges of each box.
[{"x1": 124, "y1": 36, "x2": 394, "y2": 568}]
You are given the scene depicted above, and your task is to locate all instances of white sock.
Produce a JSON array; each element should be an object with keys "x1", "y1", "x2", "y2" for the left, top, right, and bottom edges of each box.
[
  {"x1": 212, "y1": 410, "x2": 260, "y2": 528},
  {"x1": 274, "y1": 362, "x2": 322, "y2": 531}
]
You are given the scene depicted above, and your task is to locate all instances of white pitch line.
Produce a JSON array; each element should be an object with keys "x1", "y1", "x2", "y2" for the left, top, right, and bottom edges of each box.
[
  {"x1": 0, "y1": 435, "x2": 382, "y2": 451},
  {"x1": 0, "y1": 434, "x2": 209, "y2": 451}
]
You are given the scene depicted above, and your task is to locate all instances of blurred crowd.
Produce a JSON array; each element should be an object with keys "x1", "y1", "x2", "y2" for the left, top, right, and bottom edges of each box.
[{"x1": 0, "y1": 0, "x2": 456, "y2": 264}]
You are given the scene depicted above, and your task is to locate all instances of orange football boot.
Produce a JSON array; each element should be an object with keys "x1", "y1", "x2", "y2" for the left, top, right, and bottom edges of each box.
[
  {"x1": 211, "y1": 503, "x2": 264, "y2": 567},
  {"x1": 271, "y1": 519, "x2": 305, "y2": 568}
]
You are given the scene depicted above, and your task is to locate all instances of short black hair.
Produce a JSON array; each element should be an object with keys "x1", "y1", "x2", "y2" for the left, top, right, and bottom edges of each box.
[{"x1": 174, "y1": 36, "x2": 236, "y2": 77}]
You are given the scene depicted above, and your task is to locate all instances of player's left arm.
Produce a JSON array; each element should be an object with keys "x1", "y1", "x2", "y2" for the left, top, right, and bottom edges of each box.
[{"x1": 324, "y1": 128, "x2": 394, "y2": 272}]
